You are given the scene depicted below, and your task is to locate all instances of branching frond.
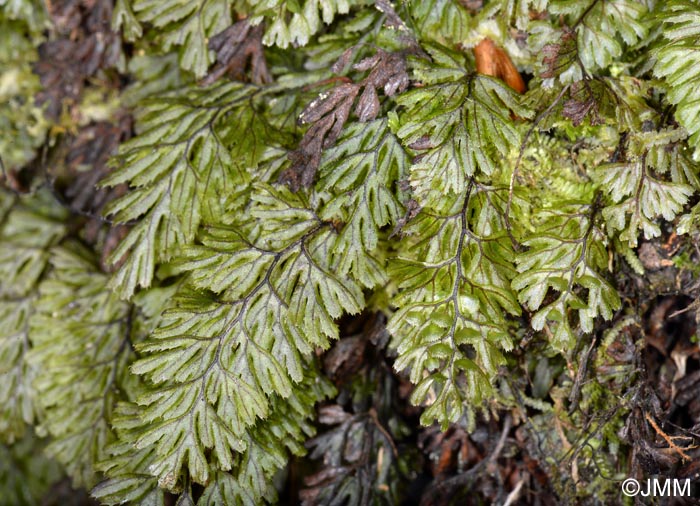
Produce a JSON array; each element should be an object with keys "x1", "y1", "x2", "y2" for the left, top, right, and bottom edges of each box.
[
  {"x1": 93, "y1": 367, "x2": 334, "y2": 503},
  {"x1": 102, "y1": 83, "x2": 278, "y2": 298},
  {"x1": 396, "y1": 44, "x2": 532, "y2": 206},
  {"x1": 318, "y1": 118, "x2": 409, "y2": 287},
  {"x1": 0, "y1": 190, "x2": 66, "y2": 443},
  {"x1": 5, "y1": 1, "x2": 700, "y2": 504},
  {"x1": 27, "y1": 243, "x2": 132, "y2": 487},
  {"x1": 117, "y1": 0, "x2": 231, "y2": 77},
  {"x1": 250, "y1": 0, "x2": 369, "y2": 49},
  {"x1": 388, "y1": 184, "x2": 519, "y2": 428},
  {"x1": 406, "y1": 0, "x2": 474, "y2": 43},
  {"x1": 550, "y1": 0, "x2": 647, "y2": 72},
  {"x1": 653, "y1": 0, "x2": 700, "y2": 160},
  {"x1": 593, "y1": 130, "x2": 696, "y2": 246},
  {"x1": 119, "y1": 184, "x2": 361, "y2": 487},
  {"x1": 513, "y1": 199, "x2": 620, "y2": 350}
]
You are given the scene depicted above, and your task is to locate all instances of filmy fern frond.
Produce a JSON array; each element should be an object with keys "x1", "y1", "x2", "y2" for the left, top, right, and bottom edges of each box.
[
  {"x1": 27, "y1": 243, "x2": 132, "y2": 487},
  {"x1": 91, "y1": 402, "x2": 167, "y2": 505},
  {"x1": 406, "y1": 0, "x2": 473, "y2": 43},
  {"x1": 550, "y1": 0, "x2": 647, "y2": 72},
  {"x1": 653, "y1": 0, "x2": 700, "y2": 160},
  {"x1": 388, "y1": 183, "x2": 520, "y2": 428},
  {"x1": 7, "y1": 1, "x2": 700, "y2": 503},
  {"x1": 122, "y1": 0, "x2": 231, "y2": 77},
  {"x1": 395, "y1": 45, "x2": 532, "y2": 206},
  {"x1": 318, "y1": 118, "x2": 409, "y2": 288},
  {"x1": 102, "y1": 82, "x2": 277, "y2": 299},
  {"x1": 598, "y1": 163, "x2": 692, "y2": 245},
  {"x1": 94, "y1": 366, "x2": 334, "y2": 504},
  {"x1": 513, "y1": 200, "x2": 620, "y2": 351},
  {"x1": 119, "y1": 183, "x2": 362, "y2": 488},
  {"x1": 251, "y1": 0, "x2": 368, "y2": 49},
  {"x1": 497, "y1": 0, "x2": 548, "y2": 31},
  {"x1": 0, "y1": 190, "x2": 66, "y2": 443}
]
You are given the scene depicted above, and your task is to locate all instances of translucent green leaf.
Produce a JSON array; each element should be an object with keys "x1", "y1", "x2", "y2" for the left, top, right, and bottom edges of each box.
[
  {"x1": 593, "y1": 156, "x2": 694, "y2": 246},
  {"x1": 513, "y1": 203, "x2": 620, "y2": 351},
  {"x1": 653, "y1": 0, "x2": 700, "y2": 160},
  {"x1": 128, "y1": 0, "x2": 231, "y2": 76},
  {"x1": 549, "y1": 0, "x2": 647, "y2": 73},
  {"x1": 388, "y1": 187, "x2": 518, "y2": 428},
  {"x1": 407, "y1": 0, "x2": 474, "y2": 43},
  {"x1": 122, "y1": 184, "x2": 360, "y2": 487},
  {"x1": 0, "y1": 190, "x2": 65, "y2": 443},
  {"x1": 251, "y1": 0, "x2": 367, "y2": 49},
  {"x1": 318, "y1": 118, "x2": 409, "y2": 287},
  {"x1": 103, "y1": 83, "x2": 277, "y2": 298},
  {"x1": 396, "y1": 46, "x2": 532, "y2": 206},
  {"x1": 27, "y1": 243, "x2": 132, "y2": 487}
]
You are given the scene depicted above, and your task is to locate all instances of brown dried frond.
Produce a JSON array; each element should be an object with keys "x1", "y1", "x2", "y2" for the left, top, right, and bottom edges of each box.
[
  {"x1": 200, "y1": 20, "x2": 271, "y2": 86},
  {"x1": 280, "y1": 50, "x2": 409, "y2": 191}
]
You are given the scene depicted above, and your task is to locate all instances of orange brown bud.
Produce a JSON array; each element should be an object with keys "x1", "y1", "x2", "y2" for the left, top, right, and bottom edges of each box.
[{"x1": 473, "y1": 38, "x2": 526, "y2": 94}]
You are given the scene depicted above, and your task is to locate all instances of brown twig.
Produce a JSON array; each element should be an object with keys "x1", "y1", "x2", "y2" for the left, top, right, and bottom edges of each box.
[
  {"x1": 568, "y1": 334, "x2": 598, "y2": 414},
  {"x1": 644, "y1": 412, "x2": 695, "y2": 462},
  {"x1": 368, "y1": 407, "x2": 398, "y2": 458}
]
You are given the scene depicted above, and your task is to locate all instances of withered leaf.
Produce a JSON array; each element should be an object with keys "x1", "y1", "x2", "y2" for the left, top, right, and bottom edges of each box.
[
  {"x1": 541, "y1": 28, "x2": 578, "y2": 79},
  {"x1": 375, "y1": 0, "x2": 424, "y2": 54},
  {"x1": 323, "y1": 334, "x2": 367, "y2": 381},
  {"x1": 318, "y1": 405, "x2": 353, "y2": 425},
  {"x1": 200, "y1": 20, "x2": 271, "y2": 86},
  {"x1": 562, "y1": 97, "x2": 597, "y2": 126},
  {"x1": 331, "y1": 46, "x2": 356, "y2": 74},
  {"x1": 675, "y1": 370, "x2": 700, "y2": 407},
  {"x1": 281, "y1": 85, "x2": 358, "y2": 190},
  {"x1": 298, "y1": 83, "x2": 359, "y2": 126},
  {"x1": 63, "y1": 117, "x2": 132, "y2": 215},
  {"x1": 562, "y1": 81, "x2": 603, "y2": 126},
  {"x1": 301, "y1": 312, "x2": 407, "y2": 504},
  {"x1": 353, "y1": 52, "x2": 381, "y2": 73},
  {"x1": 407, "y1": 135, "x2": 433, "y2": 151},
  {"x1": 302, "y1": 467, "x2": 349, "y2": 489},
  {"x1": 51, "y1": 115, "x2": 133, "y2": 272},
  {"x1": 34, "y1": 0, "x2": 121, "y2": 119},
  {"x1": 356, "y1": 86, "x2": 380, "y2": 122},
  {"x1": 391, "y1": 198, "x2": 421, "y2": 237},
  {"x1": 280, "y1": 50, "x2": 409, "y2": 191},
  {"x1": 343, "y1": 420, "x2": 367, "y2": 463},
  {"x1": 48, "y1": 0, "x2": 114, "y2": 35},
  {"x1": 355, "y1": 50, "x2": 409, "y2": 97}
]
